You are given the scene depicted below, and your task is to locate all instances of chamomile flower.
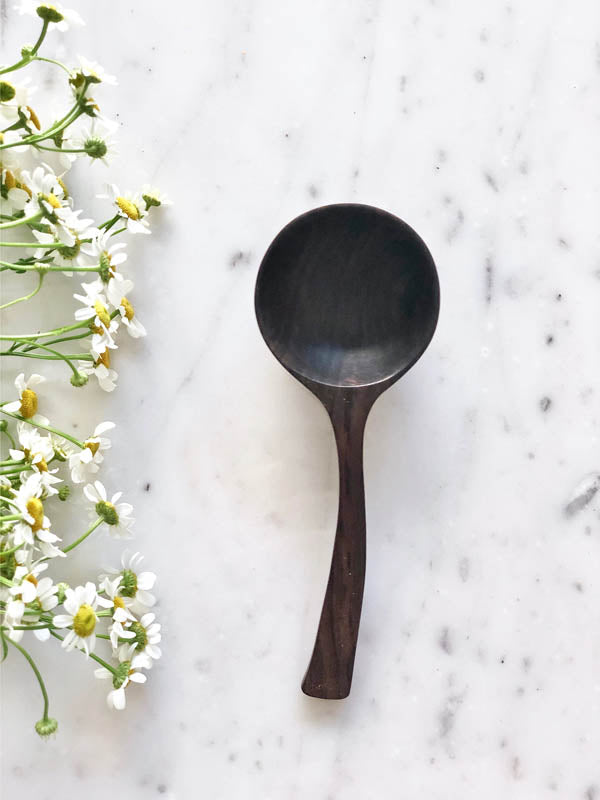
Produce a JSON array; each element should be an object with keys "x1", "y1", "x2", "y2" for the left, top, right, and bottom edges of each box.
[
  {"x1": 84, "y1": 480, "x2": 134, "y2": 538},
  {"x1": 9, "y1": 422, "x2": 54, "y2": 471},
  {"x1": 100, "y1": 575, "x2": 136, "y2": 624},
  {"x1": 101, "y1": 551, "x2": 156, "y2": 614},
  {"x1": 53, "y1": 582, "x2": 103, "y2": 657},
  {"x1": 141, "y1": 185, "x2": 172, "y2": 210},
  {"x1": 78, "y1": 354, "x2": 118, "y2": 392},
  {"x1": 101, "y1": 267, "x2": 144, "y2": 340},
  {"x1": 74, "y1": 280, "x2": 118, "y2": 354},
  {"x1": 98, "y1": 183, "x2": 150, "y2": 234},
  {"x1": 71, "y1": 56, "x2": 117, "y2": 88},
  {"x1": 33, "y1": 228, "x2": 95, "y2": 273},
  {"x1": 7, "y1": 566, "x2": 58, "y2": 642},
  {"x1": 1, "y1": 167, "x2": 30, "y2": 214},
  {"x1": 0, "y1": 77, "x2": 35, "y2": 124},
  {"x1": 68, "y1": 420, "x2": 114, "y2": 483},
  {"x1": 81, "y1": 230, "x2": 127, "y2": 283},
  {"x1": 118, "y1": 612, "x2": 161, "y2": 666},
  {"x1": 17, "y1": 1, "x2": 84, "y2": 31},
  {"x1": 10, "y1": 473, "x2": 63, "y2": 557},
  {"x1": 68, "y1": 118, "x2": 118, "y2": 166},
  {"x1": 94, "y1": 653, "x2": 148, "y2": 710},
  {"x1": 3, "y1": 373, "x2": 48, "y2": 422},
  {"x1": 9, "y1": 423, "x2": 61, "y2": 494}
]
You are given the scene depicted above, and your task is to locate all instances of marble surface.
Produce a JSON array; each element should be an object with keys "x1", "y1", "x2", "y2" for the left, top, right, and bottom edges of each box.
[{"x1": 2, "y1": 0, "x2": 600, "y2": 797}]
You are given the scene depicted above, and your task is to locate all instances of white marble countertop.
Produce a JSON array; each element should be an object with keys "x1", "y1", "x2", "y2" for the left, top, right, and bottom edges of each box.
[{"x1": 2, "y1": 1, "x2": 600, "y2": 797}]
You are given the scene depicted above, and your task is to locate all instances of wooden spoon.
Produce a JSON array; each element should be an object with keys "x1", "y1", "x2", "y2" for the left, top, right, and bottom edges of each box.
[{"x1": 255, "y1": 204, "x2": 440, "y2": 698}]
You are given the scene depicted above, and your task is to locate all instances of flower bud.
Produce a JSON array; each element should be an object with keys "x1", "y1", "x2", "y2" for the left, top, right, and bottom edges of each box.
[
  {"x1": 0, "y1": 420, "x2": 7, "y2": 432},
  {"x1": 56, "y1": 582, "x2": 69, "y2": 603},
  {"x1": 70, "y1": 371, "x2": 89, "y2": 388},
  {"x1": 58, "y1": 485, "x2": 70, "y2": 501},
  {"x1": 112, "y1": 660, "x2": 131, "y2": 689},
  {"x1": 35, "y1": 717, "x2": 58, "y2": 738}
]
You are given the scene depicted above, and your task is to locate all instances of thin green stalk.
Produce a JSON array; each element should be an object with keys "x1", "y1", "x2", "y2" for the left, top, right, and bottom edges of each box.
[
  {"x1": 49, "y1": 629, "x2": 116, "y2": 674},
  {"x1": 0, "y1": 409, "x2": 84, "y2": 448},
  {"x1": 0, "y1": 272, "x2": 44, "y2": 311},
  {"x1": 0, "y1": 212, "x2": 43, "y2": 230},
  {"x1": 0, "y1": 513, "x2": 22, "y2": 521},
  {"x1": 34, "y1": 55, "x2": 70, "y2": 74},
  {"x1": 1, "y1": 351, "x2": 93, "y2": 361},
  {"x1": 0, "y1": 576, "x2": 15, "y2": 587},
  {"x1": 0, "y1": 20, "x2": 49, "y2": 75},
  {"x1": 62, "y1": 517, "x2": 103, "y2": 553},
  {"x1": 1, "y1": 261, "x2": 101, "y2": 273},
  {"x1": 5, "y1": 634, "x2": 51, "y2": 723},
  {"x1": 0, "y1": 318, "x2": 89, "y2": 340}
]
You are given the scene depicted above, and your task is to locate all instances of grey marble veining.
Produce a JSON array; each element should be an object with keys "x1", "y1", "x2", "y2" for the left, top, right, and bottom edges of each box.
[{"x1": 2, "y1": 1, "x2": 600, "y2": 798}]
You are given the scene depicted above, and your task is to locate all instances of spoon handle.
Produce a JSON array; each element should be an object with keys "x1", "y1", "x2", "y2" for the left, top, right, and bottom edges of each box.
[{"x1": 301, "y1": 389, "x2": 372, "y2": 699}]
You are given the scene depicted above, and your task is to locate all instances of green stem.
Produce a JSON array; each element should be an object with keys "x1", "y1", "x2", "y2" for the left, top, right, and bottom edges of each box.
[
  {"x1": 0, "y1": 20, "x2": 49, "y2": 76},
  {"x1": 62, "y1": 518, "x2": 104, "y2": 553},
  {"x1": 0, "y1": 213, "x2": 43, "y2": 230},
  {"x1": 5, "y1": 634, "x2": 50, "y2": 722},
  {"x1": 0, "y1": 319, "x2": 89, "y2": 340},
  {"x1": 0, "y1": 100, "x2": 84, "y2": 151},
  {"x1": 34, "y1": 55, "x2": 70, "y2": 74},
  {"x1": 0, "y1": 409, "x2": 84, "y2": 448},
  {"x1": 0, "y1": 575, "x2": 15, "y2": 587},
  {"x1": 34, "y1": 145, "x2": 86, "y2": 154},
  {"x1": 1, "y1": 337, "x2": 81, "y2": 377},
  {"x1": 0, "y1": 513, "x2": 22, "y2": 521},
  {"x1": 1, "y1": 351, "x2": 92, "y2": 361},
  {"x1": 0, "y1": 272, "x2": 44, "y2": 311},
  {"x1": 1, "y1": 261, "x2": 100, "y2": 273},
  {"x1": 49, "y1": 629, "x2": 116, "y2": 674}
]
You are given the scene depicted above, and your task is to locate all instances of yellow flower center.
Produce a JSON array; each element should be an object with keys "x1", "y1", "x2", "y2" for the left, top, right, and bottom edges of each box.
[
  {"x1": 95, "y1": 350, "x2": 111, "y2": 369},
  {"x1": 4, "y1": 170, "x2": 16, "y2": 190},
  {"x1": 26, "y1": 497, "x2": 44, "y2": 532},
  {"x1": 57, "y1": 176, "x2": 68, "y2": 199},
  {"x1": 20, "y1": 388, "x2": 38, "y2": 419},
  {"x1": 26, "y1": 105, "x2": 41, "y2": 130},
  {"x1": 93, "y1": 300, "x2": 111, "y2": 328},
  {"x1": 85, "y1": 440, "x2": 100, "y2": 456},
  {"x1": 25, "y1": 573, "x2": 38, "y2": 586},
  {"x1": 121, "y1": 297, "x2": 135, "y2": 321},
  {"x1": 113, "y1": 596, "x2": 125, "y2": 610},
  {"x1": 72, "y1": 604, "x2": 96, "y2": 637},
  {"x1": 36, "y1": 458, "x2": 48, "y2": 473},
  {"x1": 116, "y1": 197, "x2": 140, "y2": 220},
  {"x1": 42, "y1": 192, "x2": 61, "y2": 209}
]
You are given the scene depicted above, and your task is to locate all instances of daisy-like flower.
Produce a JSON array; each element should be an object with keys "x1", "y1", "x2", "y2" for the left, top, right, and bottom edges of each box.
[
  {"x1": 10, "y1": 473, "x2": 63, "y2": 558},
  {"x1": 0, "y1": 77, "x2": 35, "y2": 125},
  {"x1": 73, "y1": 280, "x2": 118, "y2": 354},
  {"x1": 9, "y1": 423, "x2": 61, "y2": 494},
  {"x1": 77, "y1": 354, "x2": 118, "y2": 392},
  {"x1": 94, "y1": 653, "x2": 148, "y2": 710},
  {"x1": 81, "y1": 230, "x2": 127, "y2": 284},
  {"x1": 141, "y1": 185, "x2": 172, "y2": 210},
  {"x1": 68, "y1": 118, "x2": 118, "y2": 166},
  {"x1": 54, "y1": 582, "x2": 107, "y2": 657},
  {"x1": 70, "y1": 56, "x2": 117, "y2": 91},
  {"x1": 7, "y1": 565, "x2": 58, "y2": 642},
  {"x1": 100, "y1": 575, "x2": 136, "y2": 624},
  {"x1": 68, "y1": 420, "x2": 114, "y2": 483},
  {"x1": 17, "y1": 1, "x2": 84, "y2": 31},
  {"x1": 9, "y1": 422, "x2": 54, "y2": 472},
  {"x1": 98, "y1": 183, "x2": 150, "y2": 234},
  {"x1": 101, "y1": 551, "x2": 156, "y2": 615},
  {"x1": 107, "y1": 285, "x2": 146, "y2": 338},
  {"x1": 33, "y1": 227, "x2": 96, "y2": 274},
  {"x1": 3, "y1": 373, "x2": 48, "y2": 422},
  {"x1": 118, "y1": 612, "x2": 161, "y2": 667},
  {"x1": 1, "y1": 167, "x2": 30, "y2": 214},
  {"x1": 84, "y1": 480, "x2": 134, "y2": 538}
]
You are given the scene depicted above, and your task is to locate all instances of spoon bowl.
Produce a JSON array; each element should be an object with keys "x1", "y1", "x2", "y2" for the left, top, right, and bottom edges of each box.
[{"x1": 255, "y1": 203, "x2": 440, "y2": 698}]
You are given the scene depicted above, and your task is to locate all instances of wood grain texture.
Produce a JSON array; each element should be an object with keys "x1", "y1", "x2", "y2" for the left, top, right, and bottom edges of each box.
[{"x1": 255, "y1": 204, "x2": 440, "y2": 699}]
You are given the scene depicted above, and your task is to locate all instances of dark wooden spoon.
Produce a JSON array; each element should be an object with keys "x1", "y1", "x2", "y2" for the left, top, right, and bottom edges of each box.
[{"x1": 255, "y1": 203, "x2": 440, "y2": 699}]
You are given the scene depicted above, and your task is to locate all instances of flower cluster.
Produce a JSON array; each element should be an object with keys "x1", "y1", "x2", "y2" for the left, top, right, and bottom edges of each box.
[{"x1": 0, "y1": 4, "x2": 167, "y2": 736}]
